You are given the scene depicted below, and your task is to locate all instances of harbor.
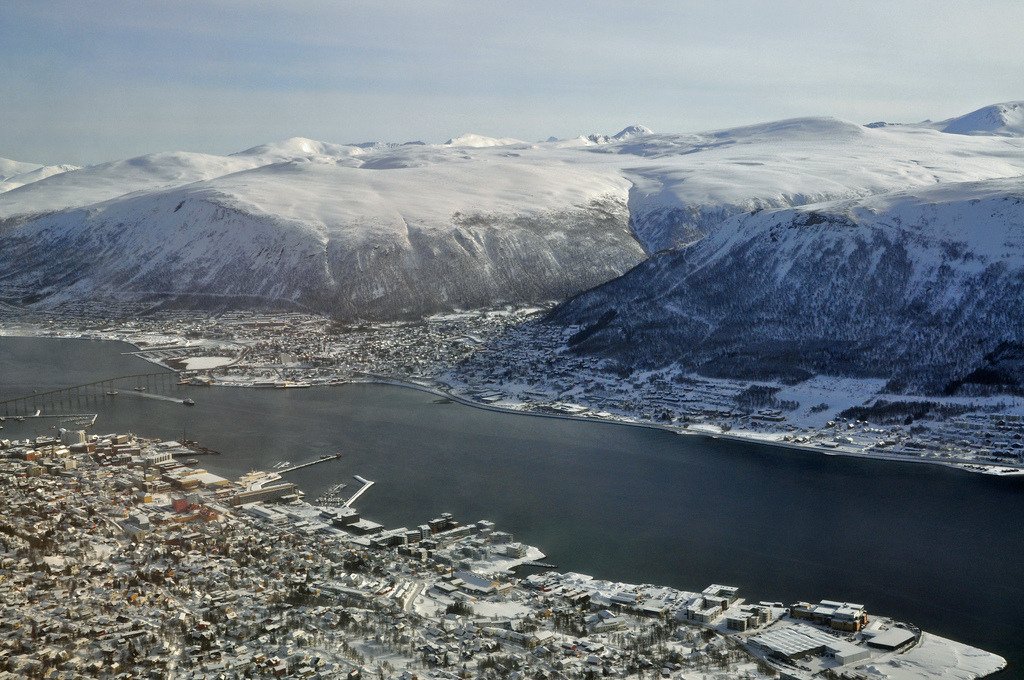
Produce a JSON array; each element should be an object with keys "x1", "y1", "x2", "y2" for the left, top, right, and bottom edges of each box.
[
  {"x1": 0, "y1": 429, "x2": 1007, "y2": 678},
  {"x1": 1, "y1": 336, "x2": 1023, "y2": 675}
]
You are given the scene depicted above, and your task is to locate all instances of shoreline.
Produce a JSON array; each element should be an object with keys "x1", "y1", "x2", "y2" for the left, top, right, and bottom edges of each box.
[
  {"x1": 0, "y1": 429, "x2": 1007, "y2": 680},
  {"x1": 343, "y1": 376, "x2": 1024, "y2": 479},
  {"x1": 0, "y1": 333, "x2": 1016, "y2": 677},
  {"x1": 7, "y1": 331, "x2": 1024, "y2": 479}
]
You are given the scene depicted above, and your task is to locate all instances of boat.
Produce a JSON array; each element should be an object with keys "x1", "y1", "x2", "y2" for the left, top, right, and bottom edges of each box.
[
  {"x1": 106, "y1": 390, "x2": 119, "y2": 396},
  {"x1": 182, "y1": 398, "x2": 195, "y2": 406},
  {"x1": 133, "y1": 386, "x2": 147, "y2": 392}
]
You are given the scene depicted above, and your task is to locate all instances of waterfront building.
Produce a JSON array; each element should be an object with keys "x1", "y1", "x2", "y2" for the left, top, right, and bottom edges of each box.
[{"x1": 790, "y1": 599, "x2": 869, "y2": 632}]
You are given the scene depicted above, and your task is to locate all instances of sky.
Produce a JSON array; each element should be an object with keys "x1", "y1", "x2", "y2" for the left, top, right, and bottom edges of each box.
[{"x1": 3, "y1": 0, "x2": 1023, "y2": 166}]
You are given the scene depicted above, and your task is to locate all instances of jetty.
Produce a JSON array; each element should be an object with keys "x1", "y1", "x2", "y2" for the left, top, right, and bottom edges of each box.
[
  {"x1": 344, "y1": 475, "x2": 374, "y2": 507},
  {"x1": 277, "y1": 453, "x2": 342, "y2": 474}
]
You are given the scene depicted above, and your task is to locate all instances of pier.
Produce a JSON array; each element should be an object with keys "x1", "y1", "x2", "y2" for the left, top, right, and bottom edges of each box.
[
  {"x1": 0, "y1": 413, "x2": 99, "y2": 424},
  {"x1": 276, "y1": 453, "x2": 342, "y2": 474}
]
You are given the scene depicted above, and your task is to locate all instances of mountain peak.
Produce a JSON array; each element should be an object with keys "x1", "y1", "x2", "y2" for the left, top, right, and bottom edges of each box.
[
  {"x1": 938, "y1": 101, "x2": 1024, "y2": 136},
  {"x1": 232, "y1": 137, "x2": 362, "y2": 159},
  {"x1": 0, "y1": 156, "x2": 43, "y2": 180},
  {"x1": 613, "y1": 124, "x2": 654, "y2": 139}
]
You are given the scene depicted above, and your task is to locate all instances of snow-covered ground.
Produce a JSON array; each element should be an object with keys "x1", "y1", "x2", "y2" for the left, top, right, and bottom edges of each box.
[
  {"x1": 0, "y1": 160, "x2": 80, "y2": 193},
  {"x1": 774, "y1": 377, "x2": 890, "y2": 428},
  {"x1": 181, "y1": 356, "x2": 234, "y2": 370},
  {"x1": 858, "y1": 632, "x2": 1007, "y2": 680}
]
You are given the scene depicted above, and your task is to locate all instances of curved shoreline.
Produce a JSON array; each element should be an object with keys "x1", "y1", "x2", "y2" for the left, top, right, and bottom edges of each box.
[
  {"x1": 340, "y1": 375, "x2": 1024, "y2": 479},
  {"x1": 8, "y1": 332, "x2": 1023, "y2": 479}
]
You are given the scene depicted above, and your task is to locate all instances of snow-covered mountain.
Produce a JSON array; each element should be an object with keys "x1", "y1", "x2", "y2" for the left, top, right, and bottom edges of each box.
[
  {"x1": 607, "y1": 116, "x2": 1024, "y2": 253},
  {"x1": 0, "y1": 163, "x2": 80, "y2": 194},
  {"x1": 0, "y1": 152, "x2": 268, "y2": 224},
  {"x1": 0, "y1": 157, "x2": 79, "y2": 194},
  {"x1": 935, "y1": 101, "x2": 1024, "y2": 136},
  {"x1": 0, "y1": 157, "x2": 42, "y2": 180},
  {"x1": 0, "y1": 146, "x2": 641, "y2": 318},
  {"x1": 580, "y1": 124, "x2": 655, "y2": 145},
  {"x1": 548, "y1": 177, "x2": 1024, "y2": 393},
  {"x1": 1, "y1": 102, "x2": 1022, "y2": 323}
]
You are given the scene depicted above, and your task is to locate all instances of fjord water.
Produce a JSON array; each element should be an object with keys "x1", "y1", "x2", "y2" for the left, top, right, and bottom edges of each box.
[{"x1": 2, "y1": 336, "x2": 1021, "y2": 674}]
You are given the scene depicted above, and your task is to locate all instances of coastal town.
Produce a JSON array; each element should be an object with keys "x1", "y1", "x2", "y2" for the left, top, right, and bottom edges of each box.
[
  {"x1": 3, "y1": 10, "x2": 1022, "y2": 680},
  {"x1": 3, "y1": 308, "x2": 1023, "y2": 476},
  {"x1": 0, "y1": 430, "x2": 1007, "y2": 679}
]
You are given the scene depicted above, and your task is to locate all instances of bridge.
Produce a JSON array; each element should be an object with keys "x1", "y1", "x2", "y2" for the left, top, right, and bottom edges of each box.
[{"x1": 0, "y1": 371, "x2": 179, "y2": 417}]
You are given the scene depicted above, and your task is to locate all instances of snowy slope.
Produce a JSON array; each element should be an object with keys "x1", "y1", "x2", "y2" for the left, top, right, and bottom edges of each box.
[
  {"x1": 0, "y1": 164, "x2": 80, "y2": 193},
  {"x1": 0, "y1": 152, "x2": 266, "y2": 223},
  {"x1": 606, "y1": 116, "x2": 1024, "y2": 252},
  {"x1": 0, "y1": 156, "x2": 43, "y2": 180},
  {"x1": 444, "y1": 133, "x2": 526, "y2": 147},
  {"x1": 1, "y1": 101, "x2": 1023, "y2": 321},
  {"x1": 935, "y1": 101, "x2": 1024, "y2": 136},
  {"x1": 0, "y1": 155, "x2": 641, "y2": 318},
  {"x1": 549, "y1": 177, "x2": 1024, "y2": 393}
]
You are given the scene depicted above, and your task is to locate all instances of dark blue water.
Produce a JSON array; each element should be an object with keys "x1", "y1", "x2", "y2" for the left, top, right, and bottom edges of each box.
[{"x1": 2, "y1": 336, "x2": 1021, "y2": 675}]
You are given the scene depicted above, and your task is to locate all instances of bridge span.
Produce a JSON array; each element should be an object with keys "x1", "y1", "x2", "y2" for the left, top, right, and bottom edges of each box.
[{"x1": 0, "y1": 371, "x2": 180, "y2": 417}]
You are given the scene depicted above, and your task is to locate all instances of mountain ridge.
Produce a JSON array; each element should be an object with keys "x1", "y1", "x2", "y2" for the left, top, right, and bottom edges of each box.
[
  {"x1": 547, "y1": 177, "x2": 1024, "y2": 393},
  {"x1": 1, "y1": 101, "x2": 1022, "y2": 322}
]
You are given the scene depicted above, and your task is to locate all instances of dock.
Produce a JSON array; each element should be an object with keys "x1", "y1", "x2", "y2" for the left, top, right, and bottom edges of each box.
[
  {"x1": 0, "y1": 413, "x2": 98, "y2": 426},
  {"x1": 277, "y1": 453, "x2": 342, "y2": 474},
  {"x1": 180, "y1": 440, "x2": 221, "y2": 456},
  {"x1": 314, "y1": 481, "x2": 350, "y2": 506}
]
